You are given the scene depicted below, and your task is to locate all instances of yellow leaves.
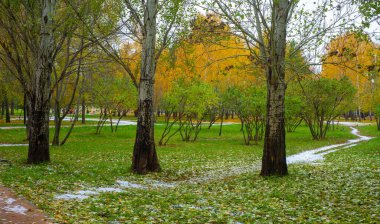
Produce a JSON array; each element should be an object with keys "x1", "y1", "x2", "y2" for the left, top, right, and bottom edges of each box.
[
  {"x1": 322, "y1": 32, "x2": 380, "y2": 112},
  {"x1": 155, "y1": 15, "x2": 257, "y2": 98}
]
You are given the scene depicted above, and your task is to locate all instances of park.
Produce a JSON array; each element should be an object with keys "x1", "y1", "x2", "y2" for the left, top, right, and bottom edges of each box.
[{"x1": 0, "y1": 0, "x2": 379, "y2": 223}]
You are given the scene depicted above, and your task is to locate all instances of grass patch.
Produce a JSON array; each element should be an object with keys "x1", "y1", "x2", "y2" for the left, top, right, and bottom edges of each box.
[{"x1": 0, "y1": 123, "x2": 377, "y2": 223}]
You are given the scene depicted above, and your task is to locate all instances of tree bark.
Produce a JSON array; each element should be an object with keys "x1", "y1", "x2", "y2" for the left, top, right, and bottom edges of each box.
[
  {"x1": 23, "y1": 93, "x2": 27, "y2": 125},
  {"x1": 27, "y1": 0, "x2": 56, "y2": 164},
  {"x1": 132, "y1": 0, "x2": 160, "y2": 174},
  {"x1": 1, "y1": 102, "x2": 4, "y2": 119},
  {"x1": 10, "y1": 99, "x2": 14, "y2": 116},
  {"x1": 81, "y1": 99, "x2": 85, "y2": 124},
  {"x1": 4, "y1": 95, "x2": 10, "y2": 123},
  {"x1": 52, "y1": 103, "x2": 61, "y2": 146},
  {"x1": 260, "y1": 0, "x2": 289, "y2": 176}
]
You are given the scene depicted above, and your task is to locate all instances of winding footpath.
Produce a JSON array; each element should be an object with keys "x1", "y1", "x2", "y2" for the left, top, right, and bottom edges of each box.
[{"x1": 54, "y1": 125, "x2": 373, "y2": 200}]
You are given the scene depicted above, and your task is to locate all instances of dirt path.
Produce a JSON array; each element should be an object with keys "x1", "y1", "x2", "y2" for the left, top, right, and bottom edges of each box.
[{"x1": 0, "y1": 186, "x2": 52, "y2": 223}]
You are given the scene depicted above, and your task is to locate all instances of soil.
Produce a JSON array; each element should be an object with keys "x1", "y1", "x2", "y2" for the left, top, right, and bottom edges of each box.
[{"x1": 0, "y1": 186, "x2": 52, "y2": 223}]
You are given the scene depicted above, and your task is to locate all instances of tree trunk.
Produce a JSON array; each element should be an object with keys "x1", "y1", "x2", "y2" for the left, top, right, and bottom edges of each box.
[
  {"x1": 23, "y1": 93, "x2": 27, "y2": 125},
  {"x1": 219, "y1": 109, "x2": 224, "y2": 136},
  {"x1": 81, "y1": 99, "x2": 86, "y2": 124},
  {"x1": 4, "y1": 95, "x2": 10, "y2": 123},
  {"x1": 260, "y1": 0, "x2": 289, "y2": 176},
  {"x1": 1, "y1": 101, "x2": 4, "y2": 118},
  {"x1": 52, "y1": 104, "x2": 61, "y2": 146},
  {"x1": 10, "y1": 99, "x2": 14, "y2": 115},
  {"x1": 27, "y1": 0, "x2": 56, "y2": 164},
  {"x1": 132, "y1": 0, "x2": 160, "y2": 174}
]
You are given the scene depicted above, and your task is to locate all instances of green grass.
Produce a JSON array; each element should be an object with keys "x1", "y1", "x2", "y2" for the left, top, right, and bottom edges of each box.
[{"x1": 0, "y1": 123, "x2": 378, "y2": 223}]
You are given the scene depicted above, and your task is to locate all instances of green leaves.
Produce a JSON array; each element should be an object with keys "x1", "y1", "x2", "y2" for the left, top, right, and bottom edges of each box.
[{"x1": 298, "y1": 77, "x2": 356, "y2": 139}]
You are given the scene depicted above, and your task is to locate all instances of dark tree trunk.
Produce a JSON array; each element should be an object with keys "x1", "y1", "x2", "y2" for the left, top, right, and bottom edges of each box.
[
  {"x1": 52, "y1": 105, "x2": 61, "y2": 146},
  {"x1": 28, "y1": 107, "x2": 50, "y2": 163},
  {"x1": 1, "y1": 102, "x2": 4, "y2": 118},
  {"x1": 219, "y1": 109, "x2": 224, "y2": 136},
  {"x1": 27, "y1": 0, "x2": 55, "y2": 164},
  {"x1": 4, "y1": 95, "x2": 10, "y2": 123},
  {"x1": 261, "y1": 76, "x2": 287, "y2": 176},
  {"x1": 81, "y1": 99, "x2": 85, "y2": 124},
  {"x1": 23, "y1": 93, "x2": 27, "y2": 125},
  {"x1": 10, "y1": 99, "x2": 14, "y2": 115},
  {"x1": 260, "y1": 0, "x2": 288, "y2": 176},
  {"x1": 132, "y1": 0, "x2": 160, "y2": 174}
]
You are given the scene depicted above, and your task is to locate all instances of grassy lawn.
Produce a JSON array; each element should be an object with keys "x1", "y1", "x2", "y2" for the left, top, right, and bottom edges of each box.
[{"x1": 0, "y1": 123, "x2": 378, "y2": 223}]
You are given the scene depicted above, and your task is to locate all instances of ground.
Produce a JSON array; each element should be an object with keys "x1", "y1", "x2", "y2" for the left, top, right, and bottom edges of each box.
[
  {"x1": 0, "y1": 119, "x2": 379, "y2": 223},
  {"x1": 0, "y1": 186, "x2": 51, "y2": 223}
]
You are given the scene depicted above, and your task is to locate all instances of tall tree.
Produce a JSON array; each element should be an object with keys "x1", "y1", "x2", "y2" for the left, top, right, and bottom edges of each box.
[
  {"x1": 27, "y1": 0, "x2": 56, "y2": 163},
  {"x1": 214, "y1": 0, "x2": 359, "y2": 176},
  {"x1": 215, "y1": 0, "x2": 293, "y2": 176},
  {"x1": 131, "y1": 0, "x2": 160, "y2": 173},
  {"x1": 259, "y1": 0, "x2": 289, "y2": 176},
  {"x1": 119, "y1": 0, "x2": 189, "y2": 173}
]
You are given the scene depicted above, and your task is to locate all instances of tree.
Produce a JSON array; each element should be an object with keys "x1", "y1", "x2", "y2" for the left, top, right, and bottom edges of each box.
[
  {"x1": 322, "y1": 33, "x2": 380, "y2": 119},
  {"x1": 179, "y1": 80, "x2": 218, "y2": 142},
  {"x1": 214, "y1": 0, "x2": 360, "y2": 176},
  {"x1": 118, "y1": 0, "x2": 188, "y2": 174},
  {"x1": 0, "y1": 0, "x2": 94, "y2": 163},
  {"x1": 285, "y1": 84, "x2": 303, "y2": 133},
  {"x1": 214, "y1": 0, "x2": 294, "y2": 176},
  {"x1": 155, "y1": 13, "x2": 257, "y2": 137},
  {"x1": 158, "y1": 79, "x2": 187, "y2": 146},
  {"x1": 235, "y1": 86, "x2": 266, "y2": 145},
  {"x1": 375, "y1": 105, "x2": 380, "y2": 131},
  {"x1": 52, "y1": 34, "x2": 86, "y2": 145},
  {"x1": 131, "y1": 0, "x2": 161, "y2": 174},
  {"x1": 25, "y1": 0, "x2": 56, "y2": 163},
  {"x1": 298, "y1": 77, "x2": 356, "y2": 140},
  {"x1": 88, "y1": 62, "x2": 137, "y2": 134}
]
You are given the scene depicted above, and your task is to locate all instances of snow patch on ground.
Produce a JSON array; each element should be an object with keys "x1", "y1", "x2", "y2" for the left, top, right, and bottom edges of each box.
[
  {"x1": 116, "y1": 180, "x2": 147, "y2": 189},
  {"x1": 336, "y1": 121, "x2": 373, "y2": 127},
  {"x1": 5, "y1": 198, "x2": 16, "y2": 204},
  {"x1": 76, "y1": 190, "x2": 99, "y2": 195},
  {"x1": 145, "y1": 180, "x2": 178, "y2": 188},
  {"x1": 3, "y1": 205, "x2": 28, "y2": 215},
  {"x1": 55, "y1": 181, "x2": 150, "y2": 200},
  {"x1": 287, "y1": 127, "x2": 372, "y2": 164},
  {"x1": 97, "y1": 187, "x2": 124, "y2": 193},
  {"x1": 0, "y1": 144, "x2": 28, "y2": 147},
  {"x1": 55, "y1": 127, "x2": 373, "y2": 200},
  {"x1": 55, "y1": 194, "x2": 90, "y2": 200}
]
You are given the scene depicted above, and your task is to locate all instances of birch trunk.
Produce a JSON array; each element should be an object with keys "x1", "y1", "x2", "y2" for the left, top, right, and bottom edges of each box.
[
  {"x1": 260, "y1": 0, "x2": 289, "y2": 176},
  {"x1": 27, "y1": 0, "x2": 56, "y2": 164},
  {"x1": 132, "y1": 0, "x2": 160, "y2": 174}
]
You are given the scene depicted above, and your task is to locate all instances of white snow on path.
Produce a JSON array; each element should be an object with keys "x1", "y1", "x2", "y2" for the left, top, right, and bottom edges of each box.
[
  {"x1": 0, "y1": 118, "x2": 137, "y2": 147},
  {"x1": 3, "y1": 205, "x2": 28, "y2": 215},
  {"x1": 55, "y1": 181, "x2": 148, "y2": 200},
  {"x1": 0, "y1": 196, "x2": 28, "y2": 215},
  {"x1": 287, "y1": 127, "x2": 372, "y2": 164},
  {"x1": 54, "y1": 126, "x2": 373, "y2": 200},
  {"x1": 335, "y1": 121, "x2": 373, "y2": 127},
  {"x1": 0, "y1": 144, "x2": 28, "y2": 147},
  {"x1": 0, "y1": 117, "x2": 137, "y2": 130}
]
